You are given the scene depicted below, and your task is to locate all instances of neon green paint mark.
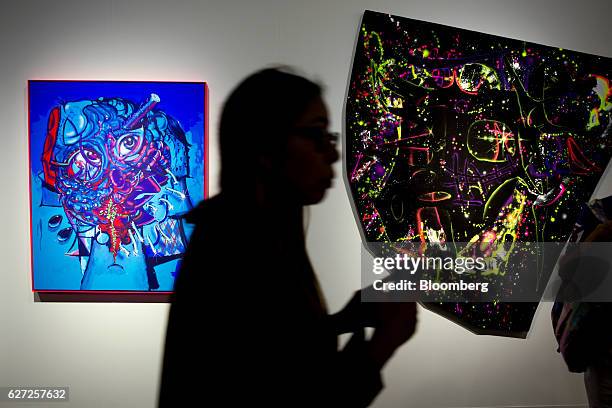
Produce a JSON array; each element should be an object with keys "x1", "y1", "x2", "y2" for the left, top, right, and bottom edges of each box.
[{"x1": 588, "y1": 108, "x2": 600, "y2": 130}]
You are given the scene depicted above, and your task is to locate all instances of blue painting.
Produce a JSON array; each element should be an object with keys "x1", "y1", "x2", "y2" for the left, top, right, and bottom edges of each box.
[{"x1": 29, "y1": 81, "x2": 206, "y2": 293}]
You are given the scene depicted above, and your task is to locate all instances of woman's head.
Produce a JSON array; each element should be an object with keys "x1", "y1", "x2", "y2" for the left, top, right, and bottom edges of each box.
[{"x1": 219, "y1": 67, "x2": 338, "y2": 205}]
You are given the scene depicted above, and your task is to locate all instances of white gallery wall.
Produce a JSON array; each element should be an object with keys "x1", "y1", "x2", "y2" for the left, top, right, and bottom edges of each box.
[{"x1": 1, "y1": 0, "x2": 610, "y2": 407}]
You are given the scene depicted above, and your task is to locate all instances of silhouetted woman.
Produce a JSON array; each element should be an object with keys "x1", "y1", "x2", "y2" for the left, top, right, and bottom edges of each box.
[{"x1": 159, "y1": 68, "x2": 417, "y2": 407}]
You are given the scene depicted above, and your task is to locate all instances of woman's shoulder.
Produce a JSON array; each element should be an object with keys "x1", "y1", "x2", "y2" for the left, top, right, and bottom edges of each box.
[
  {"x1": 185, "y1": 193, "x2": 249, "y2": 224},
  {"x1": 185, "y1": 194, "x2": 222, "y2": 224}
]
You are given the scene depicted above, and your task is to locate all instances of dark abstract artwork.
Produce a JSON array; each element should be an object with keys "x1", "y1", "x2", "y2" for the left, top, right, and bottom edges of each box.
[
  {"x1": 346, "y1": 11, "x2": 611, "y2": 336},
  {"x1": 29, "y1": 81, "x2": 206, "y2": 296}
]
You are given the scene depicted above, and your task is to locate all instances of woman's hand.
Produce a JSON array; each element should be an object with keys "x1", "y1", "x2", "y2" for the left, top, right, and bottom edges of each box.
[{"x1": 331, "y1": 290, "x2": 418, "y2": 369}]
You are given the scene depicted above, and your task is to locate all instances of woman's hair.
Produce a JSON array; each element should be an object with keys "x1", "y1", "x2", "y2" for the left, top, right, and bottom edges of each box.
[{"x1": 219, "y1": 67, "x2": 322, "y2": 194}]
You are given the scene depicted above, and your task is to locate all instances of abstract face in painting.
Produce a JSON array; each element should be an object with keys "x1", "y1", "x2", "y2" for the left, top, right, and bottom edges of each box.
[
  {"x1": 33, "y1": 89, "x2": 202, "y2": 292},
  {"x1": 42, "y1": 95, "x2": 186, "y2": 259}
]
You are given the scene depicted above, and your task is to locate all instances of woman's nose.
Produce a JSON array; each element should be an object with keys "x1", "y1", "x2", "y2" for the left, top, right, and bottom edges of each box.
[
  {"x1": 322, "y1": 132, "x2": 339, "y2": 164},
  {"x1": 328, "y1": 144, "x2": 340, "y2": 164}
]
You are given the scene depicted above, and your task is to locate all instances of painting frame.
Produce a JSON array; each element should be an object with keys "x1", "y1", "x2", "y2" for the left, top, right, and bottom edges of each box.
[{"x1": 28, "y1": 80, "x2": 208, "y2": 302}]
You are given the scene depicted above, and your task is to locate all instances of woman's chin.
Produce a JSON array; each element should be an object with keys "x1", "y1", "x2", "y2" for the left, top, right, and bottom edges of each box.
[{"x1": 303, "y1": 187, "x2": 329, "y2": 205}]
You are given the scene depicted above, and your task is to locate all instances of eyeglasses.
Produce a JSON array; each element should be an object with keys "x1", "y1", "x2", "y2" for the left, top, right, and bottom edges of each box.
[{"x1": 293, "y1": 127, "x2": 339, "y2": 151}]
